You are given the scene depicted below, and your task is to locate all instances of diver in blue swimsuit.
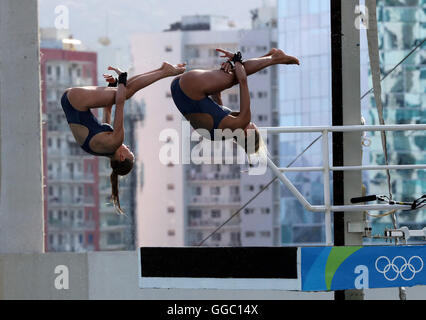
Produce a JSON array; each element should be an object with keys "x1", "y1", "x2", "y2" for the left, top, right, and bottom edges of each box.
[
  {"x1": 61, "y1": 63, "x2": 186, "y2": 213},
  {"x1": 171, "y1": 48, "x2": 300, "y2": 154}
]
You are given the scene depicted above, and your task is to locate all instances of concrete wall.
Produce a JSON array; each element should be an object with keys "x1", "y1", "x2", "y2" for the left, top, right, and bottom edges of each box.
[
  {"x1": 0, "y1": 251, "x2": 425, "y2": 300},
  {"x1": 0, "y1": 0, "x2": 44, "y2": 254}
]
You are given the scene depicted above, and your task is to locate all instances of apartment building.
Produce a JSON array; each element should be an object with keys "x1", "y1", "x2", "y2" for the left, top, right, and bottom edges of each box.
[
  {"x1": 41, "y1": 29, "x2": 100, "y2": 252},
  {"x1": 131, "y1": 10, "x2": 280, "y2": 247},
  {"x1": 41, "y1": 28, "x2": 143, "y2": 251}
]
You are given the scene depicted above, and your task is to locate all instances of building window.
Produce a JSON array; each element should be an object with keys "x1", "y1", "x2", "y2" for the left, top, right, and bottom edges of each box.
[
  {"x1": 212, "y1": 233, "x2": 221, "y2": 241},
  {"x1": 168, "y1": 230, "x2": 175, "y2": 236},
  {"x1": 189, "y1": 209, "x2": 202, "y2": 218},
  {"x1": 244, "y1": 208, "x2": 255, "y2": 215},
  {"x1": 261, "y1": 207, "x2": 270, "y2": 214},
  {"x1": 231, "y1": 232, "x2": 240, "y2": 242},
  {"x1": 257, "y1": 91, "x2": 268, "y2": 99},
  {"x1": 210, "y1": 186, "x2": 220, "y2": 195},
  {"x1": 244, "y1": 185, "x2": 255, "y2": 192},
  {"x1": 47, "y1": 65, "x2": 52, "y2": 75},
  {"x1": 166, "y1": 92, "x2": 172, "y2": 98},
  {"x1": 167, "y1": 183, "x2": 175, "y2": 190},
  {"x1": 48, "y1": 138, "x2": 52, "y2": 147},
  {"x1": 260, "y1": 231, "x2": 271, "y2": 238},
  {"x1": 56, "y1": 66, "x2": 61, "y2": 79},
  {"x1": 165, "y1": 45, "x2": 173, "y2": 52},
  {"x1": 230, "y1": 186, "x2": 240, "y2": 195},
  {"x1": 209, "y1": 48, "x2": 219, "y2": 57},
  {"x1": 166, "y1": 115, "x2": 174, "y2": 121},
  {"x1": 193, "y1": 186, "x2": 202, "y2": 196},
  {"x1": 167, "y1": 206, "x2": 175, "y2": 214},
  {"x1": 229, "y1": 94, "x2": 238, "y2": 103},
  {"x1": 211, "y1": 210, "x2": 221, "y2": 218},
  {"x1": 167, "y1": 162, "x2": 174, "y2": 167},
  {"x1": 88, "y1": 233, "x2": 93, "y2": 244},
  {"x1": 258, "y1": 114, "x2": 268, "y2": 122},
  {"x1": 245, "y1": 231, "x2": 255, "y2": 238},
  {"x1": 107, "y1": 232, "x2": 121, "y2": 245}
]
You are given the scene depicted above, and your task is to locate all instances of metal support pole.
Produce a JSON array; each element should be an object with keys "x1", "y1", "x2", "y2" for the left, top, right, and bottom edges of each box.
[
  {"x1": 331, "y1": 0, "x2": 364, "y2": 300},
  {"x1": 322, "y1": 131, "x2": 332, "y2": 245}
]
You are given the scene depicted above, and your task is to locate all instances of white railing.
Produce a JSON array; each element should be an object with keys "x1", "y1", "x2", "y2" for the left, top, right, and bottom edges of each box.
[{"x1": 262, "y1": 124, "x2": 426, "y2": 245}]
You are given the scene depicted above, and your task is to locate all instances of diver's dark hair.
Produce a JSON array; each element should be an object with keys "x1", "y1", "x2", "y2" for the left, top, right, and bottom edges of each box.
[{"x1": 110, "y1": 158, "x2": 134, "y2": 214}]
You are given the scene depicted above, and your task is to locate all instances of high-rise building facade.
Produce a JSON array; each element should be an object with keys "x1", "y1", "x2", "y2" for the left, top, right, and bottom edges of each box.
[
  {"x1": 277, "y1": 0, "x2": 424, "y2": 245},
  {"x1": 41, "y1": 28, "x2": 142, "y2": 252},
  {"x1": 41, "y1": 29, "x2": 101, "y2": 252},
  {"x1": 131, "y1": 11, "x2": 280, "y2": 247},
  {"x1": 277, "y1": 0, "x2": 331, "y2": 245},
  {"x1": 363, "y1": 0, "x2": 425, "y2": 236}
]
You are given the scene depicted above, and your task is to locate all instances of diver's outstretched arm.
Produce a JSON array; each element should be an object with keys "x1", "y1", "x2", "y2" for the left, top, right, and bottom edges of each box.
[
  {"x1": 109, "y1": 68, "x2": 127, "y2": 149},
  {"x1": 217, "y1": 62, "x2": 251, "y2": 131}
]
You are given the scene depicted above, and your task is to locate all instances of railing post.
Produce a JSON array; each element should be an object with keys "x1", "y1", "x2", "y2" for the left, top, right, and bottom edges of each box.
[{"x1": 322, "y1": 130, "x2": 332, "y2": 245}]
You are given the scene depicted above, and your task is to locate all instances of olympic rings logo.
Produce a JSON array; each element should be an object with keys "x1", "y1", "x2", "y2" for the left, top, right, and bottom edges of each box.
[{"x1": 375, "y1": 256, "x2": 424, "y2": 281}]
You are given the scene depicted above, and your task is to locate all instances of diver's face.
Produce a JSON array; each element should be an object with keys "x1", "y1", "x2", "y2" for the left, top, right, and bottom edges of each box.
[{"x1": 114, "y1": 144, "x2": 135, "y2": 162}]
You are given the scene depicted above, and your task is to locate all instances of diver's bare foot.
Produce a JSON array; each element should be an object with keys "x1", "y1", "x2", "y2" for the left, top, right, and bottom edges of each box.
[
  {"x1": 272, "y1": 49, "x2": 300, "y2": 65},
  {"x1": 108, "y1": 66, "x2": 125, "y2": 75},
  {"x1": 161, "y1": 62, "x2": 186, "y2": 76},
  {"x1": 262, "y1": 48, "x2": 279, "y2": 57}
]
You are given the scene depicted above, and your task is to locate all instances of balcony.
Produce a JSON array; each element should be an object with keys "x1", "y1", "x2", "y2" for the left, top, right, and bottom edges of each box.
[
  {"x1": 48, "y1": 173, "x2": 94, "y2": 183},
  {"x1": 187, "y1": 218, "x2": 241, "y2": 229},
  {"x1": 48, "y1": 196, "x2": 95, "y2": 207},
  {"x1": 188, "y1": 196, "x2": 241, "y2": 207},
  {"x1": 48, "y1": 219, "x2": 95, "y2": 230},
  {"x1": 187, "y1": 172, "x2": 241, "y2": 182},
  {"x1": 47, "y1": 147, "x2": 92, "y2": 158},
  {"x1": 186, "y1": 57, "x2": 223, "y2": 69},
  {"x1": 100, "y1": 218, "x2": 128, "y2": 231},
  {"x1": 45, "y1": 76, "x2": 93, "y2": 88}
]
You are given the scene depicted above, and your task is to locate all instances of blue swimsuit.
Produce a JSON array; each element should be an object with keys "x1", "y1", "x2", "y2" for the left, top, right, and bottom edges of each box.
[
  {"x1": 171, "y1": 77, "x2": 231, "y2": 140},
  {"x1": 61, "y1": 92, "x2": 115, "y2": 157}
]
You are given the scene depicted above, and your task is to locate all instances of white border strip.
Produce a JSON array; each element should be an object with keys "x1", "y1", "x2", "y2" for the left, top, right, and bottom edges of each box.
[{"x1": 139, "y1": 277, "x2": 301, "y2": 291}]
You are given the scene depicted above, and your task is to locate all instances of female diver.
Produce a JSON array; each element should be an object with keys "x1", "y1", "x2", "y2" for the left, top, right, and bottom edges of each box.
[
  {"x1": 61, "y1": 62, "x2": 186, "y2": 213},
  {"x1": 171, "y1": 48, "x2": 299, "y2": 157}
]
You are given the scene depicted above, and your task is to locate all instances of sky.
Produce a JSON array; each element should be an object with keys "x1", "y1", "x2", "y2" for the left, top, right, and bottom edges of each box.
[{"x1": 39, "y1": 0, "x2": 275, "y2": 51}]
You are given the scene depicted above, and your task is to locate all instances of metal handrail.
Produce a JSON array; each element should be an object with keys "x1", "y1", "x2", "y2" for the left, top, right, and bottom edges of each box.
[{"x1": 261, "y1": 124, "x2": 426, "y2": 245}]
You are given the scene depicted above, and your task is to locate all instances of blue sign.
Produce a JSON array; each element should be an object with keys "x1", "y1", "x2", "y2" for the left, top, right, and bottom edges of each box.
[{"x1": 301, "y1": 245, "x2": 426, "y2": 291}]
